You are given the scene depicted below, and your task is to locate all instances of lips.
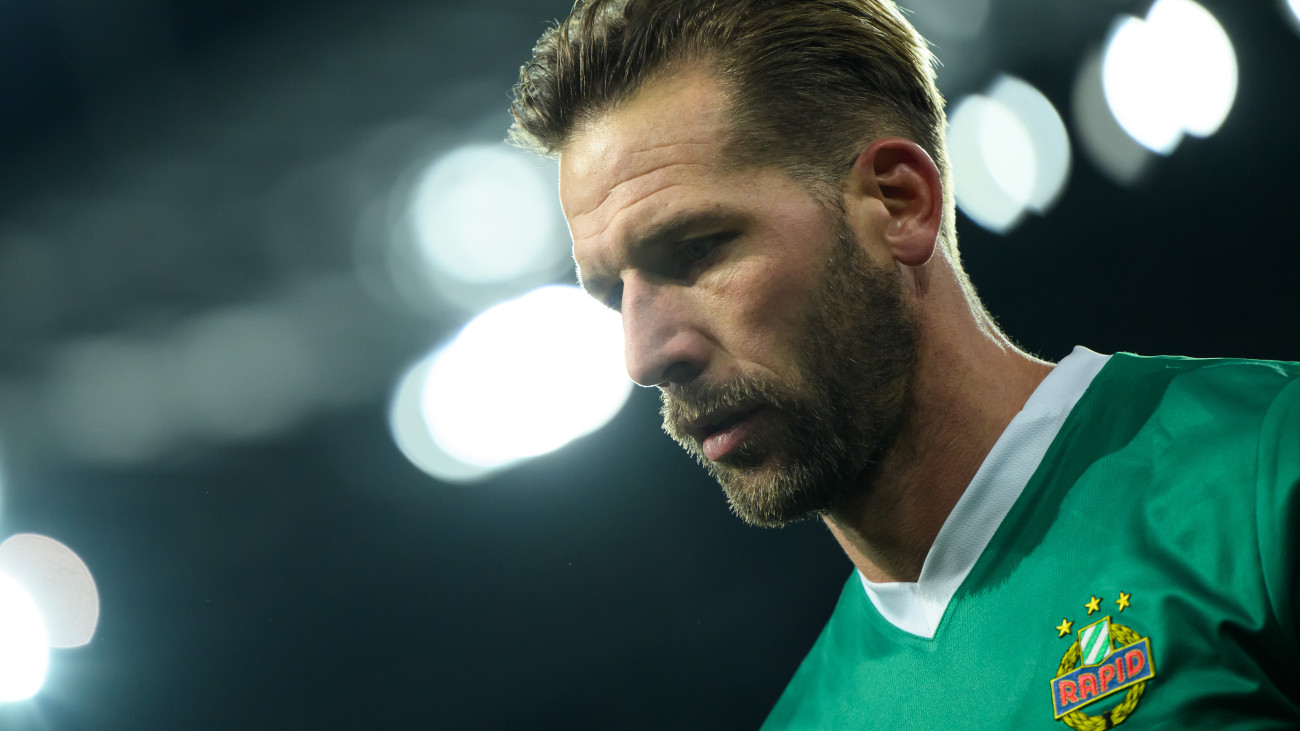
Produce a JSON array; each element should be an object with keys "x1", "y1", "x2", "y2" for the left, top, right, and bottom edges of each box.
[
  {"x1": 687, "y1": 404, "x2": 752, "y2": 440},
  {"x1": 689, "y1": 404, "x2": 763, "y2": 461}
]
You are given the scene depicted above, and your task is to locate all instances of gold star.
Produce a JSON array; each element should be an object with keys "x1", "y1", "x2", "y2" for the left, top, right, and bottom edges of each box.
[
  {"x1": 1056, "y1": 618, "x2": 1074, "y2": 637},
  {"x1": 1116, "y1": 592, "x2": 1132, "y2": 612},
  {"x1": 1085, "y1": 596, "x2": 1101, "y2": 615}
]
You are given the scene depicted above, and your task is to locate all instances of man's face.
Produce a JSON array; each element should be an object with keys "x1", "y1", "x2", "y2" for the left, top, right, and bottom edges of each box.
[{"x1": 560, "y1": 72, "x2": 917, "y2": 526}]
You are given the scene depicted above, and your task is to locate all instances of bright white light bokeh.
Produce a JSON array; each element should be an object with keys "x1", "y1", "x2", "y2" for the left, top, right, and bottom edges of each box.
[
  {"x1": 408, "y1": 144, "x2": 561, "y2": 286},
  {"x1": 0, "y1": 534, "x2": 99, "y2": 649},
  {"x1": 1287, "y1": 0, "x2": 1300, "y2": 33},
  {"x1": 414, "y1": 285, "x2": 631, "y2": 474},
  {"x1": 0, "y1": 571, "x2": 48, "y2": 703},
  {"x1": 1149, "y1": 0, "x2": 1237, "y2": 137},
  {"x1": 950, "y1": 95, "x2": 1032, "y2": 233},
  {"x1": 1102, "y1": 0, "x2": 1237, "y2": 154},
  {"x1": 389, "y1": 357, "x2": 495, "y2": 483},
  {"x1": 989, "y1": 76, "x2": 1071, "y2": 214},
  {"x1": 1073, "y1": 48, "x2": 1155, "y2": 186},
  {"x1": 948, "y1": 76, "x2": 1070, "y2": 234}
]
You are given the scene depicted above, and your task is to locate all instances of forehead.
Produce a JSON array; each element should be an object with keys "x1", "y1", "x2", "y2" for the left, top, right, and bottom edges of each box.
[{"x1": 559, "y1": 72, "x2": 737, "y2": 271}]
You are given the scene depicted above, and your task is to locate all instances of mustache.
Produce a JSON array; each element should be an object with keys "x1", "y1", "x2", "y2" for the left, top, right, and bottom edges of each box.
[{"x1": 659, "y1": 375, "x2": 792, "y2": 436}]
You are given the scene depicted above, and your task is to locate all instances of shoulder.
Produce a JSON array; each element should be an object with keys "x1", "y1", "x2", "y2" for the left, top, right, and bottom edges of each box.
[
  {"x1": 1074, "y1": 352, "x2": 1300, "y2": 629},
  {"x1": 1094, "y1": 352, "x2": 1300, "y2": 392},
  {"x1": 1077, "y1": 352, "x2": 1300, "y2": 437},
  {"x1": 1061, "y1": 351, "x2": 1300, "y2": 471}
]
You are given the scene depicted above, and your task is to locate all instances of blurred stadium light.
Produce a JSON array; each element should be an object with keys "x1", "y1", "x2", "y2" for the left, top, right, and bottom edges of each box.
[
  {"x1": 385, "y1": 143, "x2": 570, "y2": 315},
  {"x1": 0, "y1": 534, "x2": 99, "y2": 649},
  {"x1": 1102, "y1": 0, "x2": 1237, "y2": 155},
  {"x1": 40, "y1": 277, "x2": 387, "y2": 465},
  {"x1": 175, "y1": 306, "x2": 322, "y2": 442},
  {"x1": 950, "y1": 94, "x2": 1035, "y2": 233},
  {"x1": 1284, "y1": 0, "x2": 1300, "y2": 34},
  {"x1": 43, "y1": 336, "x2": 184, "y2": 465},
  {"x1": 392, "y1": 285, "x2": 630, "y2": 482},
  {"x1": 948, "y1": 76, "x2": 1070, "y2": 233},
  {"x1": 0, "y1": 571, "x2": 47, "y2": 703},
  {"x1": 989, "y1": 76, "x2": 1071, "y2": 215},
  {"x1": 389, "y1": 356, "x2": 496, "y2": 483},
  {"x1": 1073, "y1": 48, "x2": 1156, "y2": 186}
]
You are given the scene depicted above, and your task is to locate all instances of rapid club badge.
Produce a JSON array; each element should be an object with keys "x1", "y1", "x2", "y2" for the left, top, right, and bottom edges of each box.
[{"x1": 1050, "y1": 592, "x2": 1156, "y2": 729}]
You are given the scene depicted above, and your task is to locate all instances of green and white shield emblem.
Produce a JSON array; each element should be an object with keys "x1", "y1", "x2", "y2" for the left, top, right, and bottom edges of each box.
[{"x1": 1077, "y1": 617, "x2": 1114, "y2": 666}]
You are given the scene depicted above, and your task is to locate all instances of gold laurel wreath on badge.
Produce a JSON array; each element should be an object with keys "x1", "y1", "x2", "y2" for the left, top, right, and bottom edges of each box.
[{"x1": 1054, "y1": 621, "x2": 1147, "y2": 730}]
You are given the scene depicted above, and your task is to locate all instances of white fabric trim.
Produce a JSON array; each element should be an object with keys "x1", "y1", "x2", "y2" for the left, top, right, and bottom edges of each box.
[{"x1": 858, "y1": 346, "x2": 1111, "y2": 638}]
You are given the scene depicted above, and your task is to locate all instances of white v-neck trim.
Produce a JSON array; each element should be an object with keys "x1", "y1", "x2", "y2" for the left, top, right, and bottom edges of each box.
[{"x1": 858, "y1": 346, "x2": 1111, "y2": 638}]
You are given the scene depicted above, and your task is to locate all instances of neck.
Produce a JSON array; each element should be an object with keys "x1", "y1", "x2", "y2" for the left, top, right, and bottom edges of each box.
[{"x1": 823, "y1": 268, "x2": 1053, "y2": 583}]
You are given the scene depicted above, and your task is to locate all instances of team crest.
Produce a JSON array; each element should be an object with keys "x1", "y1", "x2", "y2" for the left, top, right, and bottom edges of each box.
[{"x1": 1050, "y1": 592, "x2": 1155, "y2": 729}]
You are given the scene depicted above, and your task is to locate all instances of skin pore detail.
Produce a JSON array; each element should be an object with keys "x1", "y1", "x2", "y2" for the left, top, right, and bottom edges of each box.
[{"x1": 561, "y1": 68, "x2": 1053, "y2": 584}]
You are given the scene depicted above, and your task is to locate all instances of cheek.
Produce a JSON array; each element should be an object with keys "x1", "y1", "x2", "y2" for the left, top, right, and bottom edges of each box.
[
  {"x1": 741, "y1": 207, "x2": 833, "y2": 346},
  {"x1": 711, "y1": 252, "x2": 824, "y2": 373},
  {"x1": 701, "y1": 188, "x2": 834, "y2": 372}
]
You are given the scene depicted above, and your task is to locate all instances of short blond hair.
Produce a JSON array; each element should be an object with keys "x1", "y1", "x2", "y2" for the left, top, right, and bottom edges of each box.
[{"x1": 508, "y1": 0, "x2": 959, "y2": 257}]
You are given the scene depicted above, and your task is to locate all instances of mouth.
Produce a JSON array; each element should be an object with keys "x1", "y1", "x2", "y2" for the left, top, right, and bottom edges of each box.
[{"x1": 688, "y1": 404, "x2": 764, "y2": 462}]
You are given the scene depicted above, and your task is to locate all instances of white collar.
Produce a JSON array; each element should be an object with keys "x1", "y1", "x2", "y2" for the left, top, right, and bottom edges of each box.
[{"x1": 858, "y1": 346, "x2": 1111, "y2": 638}]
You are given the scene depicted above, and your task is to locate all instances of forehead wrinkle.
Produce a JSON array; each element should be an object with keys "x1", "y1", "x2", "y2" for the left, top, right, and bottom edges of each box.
[
  {"x1": 628, "y1": 139, "x2": 716, "y2": 157},
  {"x1": 569, "y1": 160, "x2": 712, "y2": 242},
  {"x1": 573, "y1": 180, "x2": 689, "y2": 288},
  {"x1": 574, "y1": 176, "x2": 726, "y2": 293},
  {"x1": 565, "y1": 134, "x2": 717, "y2": 218}
]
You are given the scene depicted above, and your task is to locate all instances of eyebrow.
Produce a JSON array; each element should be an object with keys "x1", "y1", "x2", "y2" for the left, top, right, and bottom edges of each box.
[
  {"x1": 625, "y1": 208, "x2": 740, "y2": 259},
  {"x1": 629, "y1": 208, "x2": 754, "y2": 267},
  {"x1": 580, "y1": 208, "x2": 744, "y2": 295}
]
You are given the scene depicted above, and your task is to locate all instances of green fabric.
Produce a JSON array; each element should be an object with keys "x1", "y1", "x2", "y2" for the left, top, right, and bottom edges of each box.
[{"x1": 762, "y1": 354, "x2": 1300, "y2": 729}]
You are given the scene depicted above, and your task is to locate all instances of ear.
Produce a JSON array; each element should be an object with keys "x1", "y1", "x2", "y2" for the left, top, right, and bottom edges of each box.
[{"x1": 846, "y1": 137, "x2": 943, "y2": 267}]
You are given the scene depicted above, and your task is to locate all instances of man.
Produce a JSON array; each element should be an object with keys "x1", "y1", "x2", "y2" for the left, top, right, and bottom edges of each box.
[{"x1": 508, "y1": 0, "x2": 1300, "y2": 727}]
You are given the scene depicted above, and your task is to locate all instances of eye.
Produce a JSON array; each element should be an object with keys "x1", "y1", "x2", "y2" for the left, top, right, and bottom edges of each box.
[
  {"x1": 678, "y1": 233, "x2": 732, "y2": 270},
  {"x1": 682, "y1": 237, "x2": 715, "y2": 262}
]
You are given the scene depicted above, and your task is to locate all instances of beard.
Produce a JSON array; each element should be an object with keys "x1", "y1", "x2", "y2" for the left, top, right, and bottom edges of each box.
[{"x1": 660, "y1": 210, "x2": 918, "y2": 527}]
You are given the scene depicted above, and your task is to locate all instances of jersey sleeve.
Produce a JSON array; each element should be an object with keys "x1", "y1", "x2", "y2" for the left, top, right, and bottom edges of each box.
[{"x1": 1256, "y1": 374, "x2": 1300, "y2": 653}]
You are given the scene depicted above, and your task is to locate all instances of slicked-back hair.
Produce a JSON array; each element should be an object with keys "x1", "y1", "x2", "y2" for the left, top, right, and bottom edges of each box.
[{"x1": 508, "y1": 0, "x2": 959, "y2": 255}]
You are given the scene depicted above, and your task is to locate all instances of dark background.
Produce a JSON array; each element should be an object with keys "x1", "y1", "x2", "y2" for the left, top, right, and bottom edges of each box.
[{"x1": 0, "y1": 0, "x2": 1297, "y2": 728}]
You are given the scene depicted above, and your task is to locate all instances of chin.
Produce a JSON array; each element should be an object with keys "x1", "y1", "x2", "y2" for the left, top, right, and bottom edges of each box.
[{"x1": 715, "y1": 456, "x2": 856, "y2": 529}]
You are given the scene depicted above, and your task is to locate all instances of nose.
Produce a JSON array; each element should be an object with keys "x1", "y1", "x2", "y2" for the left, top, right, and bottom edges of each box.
[{"x1": 620, "y1": 274, "x2": 710, "y2": 388}]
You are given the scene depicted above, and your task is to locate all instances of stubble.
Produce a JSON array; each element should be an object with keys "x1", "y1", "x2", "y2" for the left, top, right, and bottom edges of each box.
[{"x1": 660, "y1": 211, "x2": 917, "y2": 527}]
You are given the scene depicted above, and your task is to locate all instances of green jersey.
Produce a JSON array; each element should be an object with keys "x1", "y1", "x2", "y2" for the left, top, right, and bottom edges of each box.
[{"x1": 763, "y1": 350, "x2": 1300, "y2": 730}]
